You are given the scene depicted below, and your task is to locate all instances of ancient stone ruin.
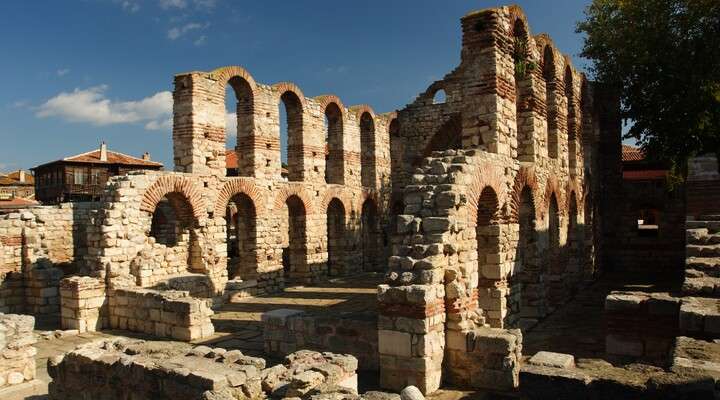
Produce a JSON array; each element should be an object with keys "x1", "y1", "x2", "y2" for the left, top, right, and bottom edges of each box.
[{"x1": 2, "y1": 4, "x2": 720, "y2": 399}]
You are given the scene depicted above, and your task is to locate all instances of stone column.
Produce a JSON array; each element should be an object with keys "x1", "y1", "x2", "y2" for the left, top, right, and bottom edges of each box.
[{"x1": 459, "y1": 7, "x2": 516, "y2": 157}]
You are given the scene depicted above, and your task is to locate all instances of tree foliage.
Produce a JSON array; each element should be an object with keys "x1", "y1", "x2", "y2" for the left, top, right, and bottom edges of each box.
[{"x1": 577, "y1": 0, "x2": 720, "y2": 166}]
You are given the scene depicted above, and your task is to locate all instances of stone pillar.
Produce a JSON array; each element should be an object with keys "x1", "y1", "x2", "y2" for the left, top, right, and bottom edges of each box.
[
  {"x1": 59, "y1": 276, "x2": 107, "y2": 333},
  {"x1": 378, "y1": 284, "x2": 445, "y2": 394},
  {"x1": 517, "y1": 72, "x2": 549, "y2": 162},
  {"x1": 459, "y1": 7, "x2": 516, "y2": 157},
  {"x1": 172, "y1": 72, "x2": 226, "y2": 178}
]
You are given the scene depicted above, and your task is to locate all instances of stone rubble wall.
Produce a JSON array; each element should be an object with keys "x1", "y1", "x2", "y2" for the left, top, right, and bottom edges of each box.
[
  {"x1": 520, "y1": 348, "x2": 717, "y2": 399},
  {"x1": 107, "y1": 288, "x2": 215, "y2": 341},
  {"x1": 48, "y1": 338, "x2": 359, "y2": 400},
  {"x1": 0, "y1": 313, "x2": 36, "y2": 390},
  {"x1": 0, "y1": 203, "x2": 96, "y2": 319},
  {"x1": 264, "y1": 309, "x2": 379, "y2": 371}
]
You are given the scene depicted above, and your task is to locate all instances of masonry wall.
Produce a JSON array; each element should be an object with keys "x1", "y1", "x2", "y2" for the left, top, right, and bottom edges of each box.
[
  {"x1": 0, "y1": 204, "x2": 95, "y2": 321},
  {"x1": 377, "y1": 5, "x2": 610, "y2": 394},
  {"x1": 608, "y1": 178, "x2": 685, "y2": 276}
]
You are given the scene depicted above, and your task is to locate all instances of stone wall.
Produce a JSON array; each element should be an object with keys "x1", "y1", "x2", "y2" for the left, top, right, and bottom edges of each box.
[
  {"x1": 48, "y1": 338, "x2": 359, "y2": 400},
  {"x1": 0, "y1": 313, "x2": 36, "y2": 390},
  {"x1": 0, "y1": 203, "x2": 96, "y2": 320},
  {"x1": 107, "y1": 288, "x2": 215, "y2": 341},
  {"x1": 607, "y1": 178, "x2": 685, "y2": 276},
  {"x1": 263, "y1": 309, "x2": 379, "y2": 371},
  {"x1": 604, "y1": 291, "x2": 680, "y2": 362}
]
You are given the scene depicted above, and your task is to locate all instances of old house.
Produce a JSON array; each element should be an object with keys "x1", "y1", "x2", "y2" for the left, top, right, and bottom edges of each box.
[{"x1": 31, "y1": 142, "x2": 163, "y2": 203}]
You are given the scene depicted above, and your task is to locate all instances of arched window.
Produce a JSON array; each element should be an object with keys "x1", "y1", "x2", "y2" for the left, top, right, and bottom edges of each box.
[
  {"x1": 147, "y1": 192, "x2": 202, "y2": 273},
  {"x1": 324, "y1": 103, "x2": 344, "y2": 184},
  {"x1": 565, "y1": 67, "x2": 577, "y2": 174},
  {"x1": 361, "y1": 199, "x2": 379, "y2": 272},
  {"x1": 476, "y1": 186, "x2": 502, "y2": 326},
  {"x1": 432, "y1": 89, "x2": 447, "y2": 104},
  {"x1": 226, "y1": 77, "x2": 254, "y2": 177},
  {"x1": 279, "y1": 91, "x2": 303, "y2": 181},
  {"x1": 326, "y1": 198, "x2": 346, "y2": 276},
  {"x1": 283, "y1": 195, "x2": 307, "y2": 282},
  {"x1": 513, "y1": 19, "x2": 532, "y2": 160},
  {"x1": 360, "y1": 112, "x2": 376, "y2": 188},
  {"x1": 225, "y1": 193, "x2": 257, "y2": 280},
  {"x1": 419, "y1": 114, "x2": 463, "y2": 163},
  {"x1": 514, "y1": 186, "x2": 539, "y2": 329},
  {"x1": 543, "y1": 46, "x2": 558, "y2": 159}
]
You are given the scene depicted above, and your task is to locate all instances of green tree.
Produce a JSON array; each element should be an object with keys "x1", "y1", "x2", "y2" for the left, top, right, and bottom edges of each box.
[{"x1": 577, "y1": 0, "x2": 720, "y2": 167}]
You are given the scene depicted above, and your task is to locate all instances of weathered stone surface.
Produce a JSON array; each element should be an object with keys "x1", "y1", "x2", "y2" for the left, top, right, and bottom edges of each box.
[{"x1": 528, "y1": 351, "x2": 575, "y2": 369}]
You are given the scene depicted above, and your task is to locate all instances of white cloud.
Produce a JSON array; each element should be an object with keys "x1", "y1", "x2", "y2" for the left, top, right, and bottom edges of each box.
[
  {"x1": 121, "y1": 1, "x2": 140, "y2": 12},
  {"x1": 56, "y1": 68, "x2": 70, "y2": 77},
  {"x1": 160, "y1": 0, "x2": 187, "y2": 9},
  {"x1": 193, "y1": 35, "x2": 207, "y2": 46},
  {"x1": 226, "y1": 112, "x2": 236, "y2": 137},
  {"x1": 145, "y1": 118, "x2": 173, "y2": 131},
  {"x1": 10, "y1": 100, "x2": 28, "y2": 109},
  {"x1": 36, "y1": 85, "x2": 173, "y2": 130},
  {"x1": 167, "y1": 22, "x2": 204, "y2": 40}
]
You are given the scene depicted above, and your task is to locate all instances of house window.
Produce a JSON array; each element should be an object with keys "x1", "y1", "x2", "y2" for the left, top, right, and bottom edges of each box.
[
  {"x1": 637, "y1": 209, "x2": 659, "y2": 237},
  {"x1": 73, "y1": 168, "x2": 87, "y2": 185}
]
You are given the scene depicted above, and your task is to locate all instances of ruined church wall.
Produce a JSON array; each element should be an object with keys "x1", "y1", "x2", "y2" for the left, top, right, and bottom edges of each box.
[{"x1": 0, "y1": 203, "x2": 96, "y2": 318}]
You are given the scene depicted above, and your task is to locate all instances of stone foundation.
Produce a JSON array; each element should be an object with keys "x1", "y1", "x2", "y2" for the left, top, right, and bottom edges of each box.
[
  {"x1": 604, "y1": 291, "x2": 680, "y2": 361},
  {"x1": 0, "y1": 313, "x2": 36, "y2": 390},
  {"x1": 263, "y1": 309, "x2": 379, "y2": 371},
  {"x1": 48, "y1": 338, "x2": 358, "y2": 400},
  {"x1": 107, "y1": 288, "x2": 214, "y2": 341},
  {"x1": 445, "y1": 327, "x2": 522, "y2": 391}
]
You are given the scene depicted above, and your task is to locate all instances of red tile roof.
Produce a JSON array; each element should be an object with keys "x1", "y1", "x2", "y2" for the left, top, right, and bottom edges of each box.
[
  {"x1": 623, "y1": 170, "x2": 667, "y2": 180},
  {"x1": 0, "y1": 197, "x2": 39, "y2": 209},
  {"x1": 226, "y1": 149, "x2": 238, "y2": 169},
  {"x1": 63, "y1": 149, "x2": 163, "y2": 167},
  {"x1": 622, "y1": 145, "x2": 645, "y2": 162},
  {"x1": 0, "y1": 171, "x2": 33, "y2": 185}
]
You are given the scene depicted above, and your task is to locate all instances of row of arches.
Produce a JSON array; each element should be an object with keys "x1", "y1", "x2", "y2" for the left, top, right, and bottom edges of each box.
[
  {"x1": 144, "y1": 187, "x2": 385, "y2": 286},
  {"x1": 474, "y1": 180, "x2": 585, "y2": 329},
  {"x1": 220, "y1": 67, "x2": 391, "y2": 187},
  {"x1": 512, "y1": 17, "x2": 584, "y2": 170}
]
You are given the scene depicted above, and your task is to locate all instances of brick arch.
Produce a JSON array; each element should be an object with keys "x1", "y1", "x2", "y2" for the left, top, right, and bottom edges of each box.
[
  {"x1": 208, "y1": 66, "x2": 259, "y2": 95},
  {"x1": 381, "y1": 111, "x2": 398, "y2": 130},
  {"x1": 315, "y1": 95, "x2": 346, "y2": 116},
  {"x1": 565, "y1": 178, "x2": 584, "y2": 214},
  {"x1": 509, "y1": 166, "x2": 542, "y2": 223},
  {"x1": 272, "y1": 82, "x2": 308, "y2": 108},
  {"x1": 319, "y1": 188, "x2": 352, "y2": 217},
  {"x1": 466, "y1": 162, "x2": 508, "y2": 224},
  {"x1": 543, "y1": 176, "x2": 565, "y2": 218},
  {"x1": 140, "y1": 175, "x2": 206, "y2": 220},
  {"x1": 508, "y1": 5, "x2": 531, "y2": 39},
  {"x1": 214, "y1": 178, "x2": 265, "y2": 216},
  {"x1": 349, "y1": 104, "x2": 376, "y2": 120},
  {"x1": 271, "y1": 184, "x2": 315, "y2": 215}
]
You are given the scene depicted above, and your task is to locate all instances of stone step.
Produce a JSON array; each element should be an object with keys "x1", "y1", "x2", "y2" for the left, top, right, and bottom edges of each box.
[
  {"x1": 687, "y1": 228, "x2": 720, "y2": 245},
  {"x1": 686, "y1": 244, "x2": 720, "y2": 258},
  {"x1": 683, "y1": 276, "x2": 720, "y2": 298},
  {"x1": 686, "y1": 220, "x2": 720, "y2": 231},
  {"x1": 698, "y1": 214, "x2": 720, "y2": 221},
  {"x1": 686, "y1": 258, "x2": 720, "y2": 277}
]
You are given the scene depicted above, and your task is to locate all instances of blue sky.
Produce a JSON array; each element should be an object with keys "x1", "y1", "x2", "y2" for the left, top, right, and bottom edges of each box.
[{"x1": 0, "y1": 0, "x2": 593, "y2": 172}]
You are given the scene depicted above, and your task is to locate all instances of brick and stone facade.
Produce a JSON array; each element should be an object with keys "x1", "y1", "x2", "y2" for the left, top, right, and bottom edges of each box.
[{"x1": 0, "y1": 4, "x2": 622, "y2": 396}]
